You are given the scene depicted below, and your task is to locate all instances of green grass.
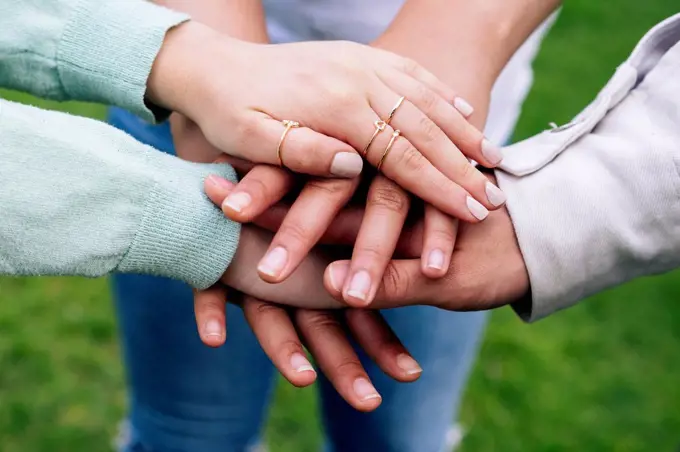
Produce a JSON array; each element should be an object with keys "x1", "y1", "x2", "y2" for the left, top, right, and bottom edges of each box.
[{"x1": 2, "y1": 1, "x2": 680, "y2": 451}]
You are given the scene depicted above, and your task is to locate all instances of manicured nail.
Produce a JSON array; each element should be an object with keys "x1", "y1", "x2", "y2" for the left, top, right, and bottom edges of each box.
[
  {"x1": 290, "y1": 353, "x2": 315, "y2": 373},
  {"x1": 329, "y1": 262, "x2": 350, "y2": 292},
  {"x1": 427, "y1": 249, "x2": 445, "y2": 270},
  {"x1": 481, "y1": 139, "x2": 503, "y2": 165},
  {"x1": 346, "y1": 270, "x2": 371, "y2": 302},
  {"x1": 258, "y1": 247, "x2": 288, "y2": 277},
  {"x1": 331, "y1": 152, "x2": 364, "y2": 178},
  {"x1": 353, "y1": 378, "x2": 381, "y2": 401},
  {"x1": 204, "y1": 319, "x2": 223, "y2": 338},
  {"x1": 485, "y1": 182, "x2": 507, "y2": 207},
  {"x1": 453, "y1": 97, "x2": 474, "y2": 117},
  {"x1": 397, "y1": 353, "x2": 423, "y2": 375},
  {"x1": 466, "y1": 196, "x2": 489, "y2": 221},
  {"x1": 223, "y1": 192, "x2": 251, "y2": 213},
  {"x1": 206, "y1": 174, "x2": 233, "y2": 189}
]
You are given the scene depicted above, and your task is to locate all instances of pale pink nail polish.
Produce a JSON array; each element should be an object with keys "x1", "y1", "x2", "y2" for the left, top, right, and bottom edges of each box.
[
  {"x1": 481, "y1": 139, "x2": 503, "y2": 165},
  {"x1": 353, "y1": 378, "x2": 381, "y2": 401},
  {"x1": 427, "y1": 249, "x2": 445, "y2": 270},
  {"x1": 466, "y1": 197, "x2": 489, "y2": 221},
  {"x1": 397, "y1": 353, "x2": 423, "y2": 375},
  {"x1": 258, "y1": 247, "x2": 288, "y2": 277},
  {"x1": 290, "y1": 353, "x2": 315, "y2": 373},
  {"x1": 453, "y1": 97, "x2": 475, "y2": 117},
  {"x1": 223, "y1": 192, "x2": 252, "y2": 213},
  {"x1": 346, "y1": 270, "x2": 371, "y2": 301},
  {"x1": 485, "y1": 182, "x2": 507, "y2": 207},
  {"x1": 331, "y1": 152, "x2": 363, "y2": 178}
]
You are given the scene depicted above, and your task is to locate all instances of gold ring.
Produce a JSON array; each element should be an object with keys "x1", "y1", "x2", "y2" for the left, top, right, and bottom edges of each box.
[
  {"x1": 362, "y1": 120, "x2": 387, "y2": 157},
  {"x1": 377, "y1": 130, "x2": 401, "y2": 171},
  {"x1": 277, "y1": 120, "x2": 300, "y2": 167},
  {"x1": 386, "y1": 96, "x2": 405, "y2": 125}
]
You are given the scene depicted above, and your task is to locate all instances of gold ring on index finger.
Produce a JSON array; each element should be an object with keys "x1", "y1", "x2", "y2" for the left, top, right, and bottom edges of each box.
[{"x1": 277, "y1": 120, "x2": 300, "y2": 167}]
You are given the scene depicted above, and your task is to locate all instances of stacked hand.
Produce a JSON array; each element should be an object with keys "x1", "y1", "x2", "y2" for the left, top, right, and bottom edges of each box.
[{"x1": 152, "y1": 20, "x2": 525, "y2": 412}]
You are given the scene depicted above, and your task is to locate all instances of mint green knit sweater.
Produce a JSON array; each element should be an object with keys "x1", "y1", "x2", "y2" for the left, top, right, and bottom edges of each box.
[{"x1": 0, "y1": 0, "x2": 240, "y2": 289}]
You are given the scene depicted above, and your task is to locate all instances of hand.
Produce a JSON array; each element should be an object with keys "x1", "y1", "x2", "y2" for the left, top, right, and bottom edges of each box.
[
  {"x1": 147, "y1": 21, "x2": 507, "y2": 221},
  {"x1": 324, "y1": 196, "x2": 531, "y2": 312},
  {"x1": 193, "y1": 286, "x2": 422, "y2": 412}
]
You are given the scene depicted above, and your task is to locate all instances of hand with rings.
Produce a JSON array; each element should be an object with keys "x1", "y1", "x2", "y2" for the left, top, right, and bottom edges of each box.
[{"x1": 150, "y1": 22, "x2": 507, "y2": 222}]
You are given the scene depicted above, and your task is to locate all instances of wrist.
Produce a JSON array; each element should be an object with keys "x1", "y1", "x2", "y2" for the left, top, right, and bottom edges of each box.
[{"x1": 147, "y1": 21, "x2": 239, "y2": 117}]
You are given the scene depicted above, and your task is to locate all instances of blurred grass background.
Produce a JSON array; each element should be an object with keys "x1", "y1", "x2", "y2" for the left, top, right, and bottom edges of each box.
[{"x1": 1, "y1": 1, "x2": 680, "y2": 451}]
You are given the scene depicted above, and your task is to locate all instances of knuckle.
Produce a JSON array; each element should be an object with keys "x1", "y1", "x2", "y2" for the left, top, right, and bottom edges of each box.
[
  {"x1": 414, "y1": 83, "x2": 439, "y2": 113},
  {"x1": 400, "y1": 57, "x2": 421, "y2": 76},
  {"x1": 296, "y1": 310, "x2": 341, "y2": 332},
  {"x1": 277, "y1": 220, "x2": 312, "y2": 248},
  {"x1": 332, "y1": 358, "x2": 365, "y2": 376},
  {"x1": 418, "y1": 115, "x2": 440, "y2": 145},
  {"x1": 393, "y1": 142, "x2": 426, "y2": 174},
  {"x1": 305, "y1": 178, "x2": 354, "y2": 197},
  {"x1": 253, "y1": 300, "x2": 283, "y2": 317},
  {"x1": 367, "y1": 183, "x2": 409, "y2": 213},
  {"x1": 235, "y1": 115, "x2": 260, "y2": 142},
  {"x1": 382, "y1": 261, "x2": 413, "y2": 298}
]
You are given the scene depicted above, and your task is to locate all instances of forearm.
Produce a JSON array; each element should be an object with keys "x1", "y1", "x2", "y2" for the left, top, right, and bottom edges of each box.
[
  {"x1": 0, "y1": 0, "x2": 188, "y2": 121},
  {"x1": 0, "y1": 100, "x2": 239, "y2": 289},
  {"x1": 153, "y1": 0, "x2": 268, "y2": 42},
  {"x1": 378, "y1": 0, "x2": 561, "y2": 105}
]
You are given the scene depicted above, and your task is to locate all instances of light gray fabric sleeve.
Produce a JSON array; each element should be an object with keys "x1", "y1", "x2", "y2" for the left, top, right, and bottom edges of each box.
[{"x1": 496, "y1": 13, "x2": 680, "y2": 321}]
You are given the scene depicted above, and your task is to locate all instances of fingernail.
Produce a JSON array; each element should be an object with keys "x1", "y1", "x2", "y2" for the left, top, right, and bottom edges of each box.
[
  {"x1": 453, "y1": 97, "x2": 474, "y2": 117},
  {"x1": 331, "y1": 152, "x2": 364, "y2": 178},
  {"x1": 481, "y1": 139, "x2": 503, "y2": 166},
  {"x1": 466, "y1": 196, "x2": 489, "y2": 221},
  {"x1": 258, "y1": 247, "x2": 288, "y2": 277},
  {"x1": 485, "y1": 182, "x2": 507, "y2": 207},
  {"x1": 207, "y1": 174, "x2": 233, "y2": 189},
  {"x1": 204, "y1": 319, "x2": 223, "y2": 338},
  {"x1": 329, "y1": 262, "x2": 350, "y2": 292},
  {"x1": 353, "y1": 378, "x2": 381, "y2": 401},
  {"x1": 223, "y1": 192, "x2": 252, "y2": 213},
  {"x1": 427, "y1": 249, "x2": 445, "y2": 270},
  {"x1": 397, "y1": 353, "x2": 422, "y2": 375},
  {"x1": 346, "y1": 270, "x2": 371, "y2": 302},
  {"x1": 290, "y1": 353, "x2": 315, "y2": 373}
]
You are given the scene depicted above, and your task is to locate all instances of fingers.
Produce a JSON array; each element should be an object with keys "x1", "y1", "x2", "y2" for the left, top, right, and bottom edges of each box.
[
  {"x1": 341, "y1": 176, "x2": 410, "y2": 307},
  {"x1": 204, "y1": 166, "x2": 295, "y2": 223},
  {"x1": 257, "y1": 177, "x2": 358, "y2": 283},
  {"x1": 344, "y1": 309, "x2": 422, "y2": 381},
  {"x1": 378, "y1": 69, "x2": 504, "y2": 170},
  {"x1": 325, "y1": 258, "x2": 432, "y2": 310},
  {"x1": 223, "y1": 165, "x2": 295, "y2": 222},
  {"x1": 193, "y1": 286, "x2": 227, "y2": 347},
  {"x1": 421, "y1": 204, "x2": 457, "y2": 279},
  {"x1": 368, "y1": 86, "x2": 506, "y2": 213},
  {"x1": 352, "y1": 108, "x2": 488, "y2": 223},
  {"x1": 242, "y1": 297, "x2": 317, "y2": 388},
  {"x1": 294, "y1": 309, "x2": 383, "y2": 412},
  {"x1": 241, "y1": 114, "x2": 364, "y2": 179}
]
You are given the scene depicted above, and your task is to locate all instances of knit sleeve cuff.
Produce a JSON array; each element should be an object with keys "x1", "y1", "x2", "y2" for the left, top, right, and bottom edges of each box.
[
  {"x1": 57, "y1": 0, "x2": 189, "y2": 122},
  {"x1": 118, "y1": 160, "x2": 240, "y2": 290}
]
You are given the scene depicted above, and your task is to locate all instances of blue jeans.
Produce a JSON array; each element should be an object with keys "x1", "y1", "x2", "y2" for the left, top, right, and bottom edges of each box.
[{"x1": 108, "y1": 108, "x2": 488, "y2": 452}]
